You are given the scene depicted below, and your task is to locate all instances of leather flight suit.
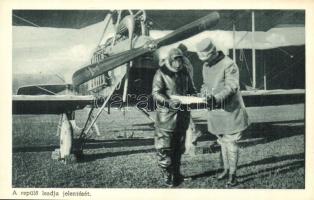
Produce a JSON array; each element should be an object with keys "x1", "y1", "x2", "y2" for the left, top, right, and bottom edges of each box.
[{"x1": 152, "y1": 64, "x2": 196, "y2": 184}]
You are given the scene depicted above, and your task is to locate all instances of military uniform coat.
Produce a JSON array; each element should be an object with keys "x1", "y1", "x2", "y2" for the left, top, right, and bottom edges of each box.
[{"x1": 201, "y1": 52, "x2": 250, "y2": 135}]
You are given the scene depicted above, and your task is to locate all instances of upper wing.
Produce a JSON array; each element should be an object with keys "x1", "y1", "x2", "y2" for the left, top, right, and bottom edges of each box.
[
  {"x1": 13, "y1": 10, "x2": 304, "y2": 31},
  {"x1": 13, "y1": 95, "x2": 95, "y2": 114}
]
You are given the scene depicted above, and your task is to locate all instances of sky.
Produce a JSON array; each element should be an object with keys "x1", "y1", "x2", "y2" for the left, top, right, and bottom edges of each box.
[{"x1": 12, "y1": 20, "x2": 305, "y2": 83}]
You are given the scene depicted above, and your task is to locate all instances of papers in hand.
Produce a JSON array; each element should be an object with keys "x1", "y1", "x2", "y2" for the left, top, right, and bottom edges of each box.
[{"x1": 170, "y1": 95, "x2": 206, "y2": 105}]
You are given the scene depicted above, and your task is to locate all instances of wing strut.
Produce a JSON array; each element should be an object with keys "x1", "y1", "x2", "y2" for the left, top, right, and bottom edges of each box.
[{"x1": 75, "y1": 70, "x2": 127, "y2": 154}]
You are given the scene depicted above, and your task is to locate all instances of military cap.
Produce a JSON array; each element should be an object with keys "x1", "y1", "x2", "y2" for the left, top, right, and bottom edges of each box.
[{"x1": 195, "y1": 38, "x2": 216, "y2": 61}]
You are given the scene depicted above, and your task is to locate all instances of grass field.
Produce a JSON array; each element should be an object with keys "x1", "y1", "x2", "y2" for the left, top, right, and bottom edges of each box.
[{"x1": 12, "y1": 104, "x2": 305, "y2": 188}]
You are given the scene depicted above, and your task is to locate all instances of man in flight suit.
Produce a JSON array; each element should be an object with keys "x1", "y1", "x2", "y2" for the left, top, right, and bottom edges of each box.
[
  {"x1": 152, "y1": 48, "x2": 196, "y2": 187},
  {"x1": 195, "y1": 38, "x2": 250, "y2": 187}
]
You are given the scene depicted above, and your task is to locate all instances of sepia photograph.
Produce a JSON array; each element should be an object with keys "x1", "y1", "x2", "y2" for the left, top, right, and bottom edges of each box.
[{"x1": 1, "y1": 0, "x2": 313, "y2": 199}]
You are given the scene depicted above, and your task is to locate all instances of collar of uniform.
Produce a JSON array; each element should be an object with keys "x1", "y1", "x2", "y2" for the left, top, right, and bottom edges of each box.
[{"x1": 204, "y1": 51, "x2": 225, "y2": 67}]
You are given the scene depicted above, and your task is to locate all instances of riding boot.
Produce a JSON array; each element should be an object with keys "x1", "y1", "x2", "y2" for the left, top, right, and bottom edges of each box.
[
  {"x1": 216, "y1": 141, "x2": 229, "y2": 180},
  {"x1": 226, "y1": 142, "x2": 239, "y2": 187},
  {"x1": 217, "y1": 169, "x2": 229, "y2": 180},
  {"x1": 226, "y1": 173, "x2": 238, "y2": 187}
]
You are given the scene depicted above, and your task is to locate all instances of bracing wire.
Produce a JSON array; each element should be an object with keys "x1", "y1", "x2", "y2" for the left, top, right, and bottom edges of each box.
[
  {"x1": 13, "y1": 13, "x2": 71, "y2": 95},
  {"x1": 13, "y1": 14, "x2": 40, "y2": 27}
]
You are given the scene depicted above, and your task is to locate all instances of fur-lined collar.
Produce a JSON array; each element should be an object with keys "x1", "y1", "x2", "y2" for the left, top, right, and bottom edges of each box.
[{"x1": 205, "y1": 51, "x2": 225, "y2": 67}]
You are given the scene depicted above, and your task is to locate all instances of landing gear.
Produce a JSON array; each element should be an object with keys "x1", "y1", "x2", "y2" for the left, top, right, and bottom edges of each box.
[
  {"x1": 52, "y1": 112, "x2": 85, "y2": 164},
  {"x1": 51, "y1": 113, "x2": 76, "y2": 163}
]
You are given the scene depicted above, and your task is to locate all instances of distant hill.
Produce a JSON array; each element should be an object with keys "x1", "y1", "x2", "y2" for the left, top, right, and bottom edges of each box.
[{"x1": 12, "y1": 74, "x2": 65, "y2": 94}]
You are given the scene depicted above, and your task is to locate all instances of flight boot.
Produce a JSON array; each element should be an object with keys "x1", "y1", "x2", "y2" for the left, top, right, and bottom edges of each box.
[
  {"x1": 161, "y1": 168, "x2": 174, "y2": 187},
  {"x1": 173, "y1": 170, "x2": 192, "y2": 186}
]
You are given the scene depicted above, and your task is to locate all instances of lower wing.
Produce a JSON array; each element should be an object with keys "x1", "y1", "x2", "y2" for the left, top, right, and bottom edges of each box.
[
  {"x1": 12, "y1": 95, "x2": 96, "y2": 114},
  {"x1": 242, "y1": 89, "x2": 305, "y2": 107}
]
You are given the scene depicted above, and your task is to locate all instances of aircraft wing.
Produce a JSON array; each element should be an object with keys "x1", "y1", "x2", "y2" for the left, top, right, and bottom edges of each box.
[
  {"x1": 169, "y1": 89, "x2": 305, "y2": 108},
  {"x1": 16, "y1": 84, "x2": 73, "y2": 95},
  {"x1": 13, "y1": 10, "x2": 304, "y2": 31},
  {"x1": 242, "y1": 89, "x2": 305, "y2": 107},
  {"x1": 12, "y1": 95, "x2": 96, "y2": 114}
]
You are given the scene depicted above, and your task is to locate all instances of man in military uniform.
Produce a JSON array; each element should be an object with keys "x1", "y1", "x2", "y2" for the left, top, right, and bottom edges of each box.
[
  {"x1": 195, "y1": 38, "x2": 250, "y2": 187},
  {"x1": 152, "y1": 48, "x2": 196, "y2": 187}
]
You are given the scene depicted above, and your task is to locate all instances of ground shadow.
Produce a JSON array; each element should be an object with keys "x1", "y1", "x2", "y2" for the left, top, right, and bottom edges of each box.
[
  {"x1": 238, "y1": 152, "x2": 304, "y2": 169},
  {"x1": 195, "y1": 120, "x2": 304, "y2": 148},
  {"x1": 84, "y1": 138, "x2": 154, "y2": 149},
  {"x1": 13, "y1": 145, "x2": 59, "y2": 153},
  {"x1": 13, "y1": 138, "x2": 154, "y2": 153},
  {"x1": 188, "y1": 169, "x2": 217, "y2": 180},
  {"x1": 79, "y1": 148, "x2": 156, "y2": 163},
  {"x1": 189, "y1": 152, "x2": 304, "y2": 182},
  {"x1": 13, "y1": 120, "x2": 304, "y2": 154},
  {"x1": 239, "y1": 160, "x2": 304, "y2": 187}
]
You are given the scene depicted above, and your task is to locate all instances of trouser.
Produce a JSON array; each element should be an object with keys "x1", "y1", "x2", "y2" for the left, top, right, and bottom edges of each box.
[
  {"x1": 216, "y1": 132, "x2": 242, "y2": 175},
  {"x1": 155, "y1": 128, "x2": 186, "y2": 177}
]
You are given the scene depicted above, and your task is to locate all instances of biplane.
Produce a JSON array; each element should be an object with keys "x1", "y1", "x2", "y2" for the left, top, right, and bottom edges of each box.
[{"x1": 12, "y1": 10, "x2": 305, "y2": 162}]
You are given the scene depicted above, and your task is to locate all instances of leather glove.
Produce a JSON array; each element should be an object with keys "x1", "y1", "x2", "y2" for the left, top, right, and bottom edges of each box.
[
  {"x1": 206, "y1": 95, "x2": 217, "y2": 109},
  {"x1": 164, "y1": 99, "x2": 181, "y2": 110}
]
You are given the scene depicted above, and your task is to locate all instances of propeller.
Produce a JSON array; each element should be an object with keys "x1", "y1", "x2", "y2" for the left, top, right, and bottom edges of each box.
[{"x1": 72, "y1": 12, "x2": 220, "y2": 87}]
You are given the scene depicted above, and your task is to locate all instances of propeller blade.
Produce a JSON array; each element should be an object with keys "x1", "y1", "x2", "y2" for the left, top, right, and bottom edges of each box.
[
  {"x1": 72, "y1": 12, "x2": 220, "y2": 87},
  {"x1": 155, "y1": 12, "x2": 220, "y2": 47},
  {"x1": 72, "y1": 48, "x2": 148, "y2": 86}
]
